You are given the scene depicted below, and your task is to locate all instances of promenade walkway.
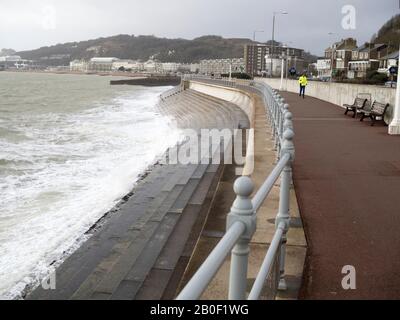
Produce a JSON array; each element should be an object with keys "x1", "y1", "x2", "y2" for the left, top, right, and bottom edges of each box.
[
  {"x1": 282, "y1": 92, "x2": 400, "y2": 299},
  {"x1": 178, "y1": 86, "x2": 307, "y2": 300}
]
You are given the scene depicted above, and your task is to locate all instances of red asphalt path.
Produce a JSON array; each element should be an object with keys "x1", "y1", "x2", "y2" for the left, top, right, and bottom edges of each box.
[{"x1": 282, "y1": 92, "x2": 400, "y2": 299}]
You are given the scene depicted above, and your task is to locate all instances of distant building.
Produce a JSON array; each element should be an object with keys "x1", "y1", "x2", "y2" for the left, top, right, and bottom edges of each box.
[
  {"x1": 0, "y1": 55, "x2": 22, "y2": 68},
  {"x1": 244, "y1": 44, "x2": 305, "y2": 77},
  {"x1": 199, "y1": 58, "x2": 244, "y2": 76},
  {"x1": 143, "y1": 60, "x2": 162, "y2": 73},
  {"x1": 112, "y1": 60, "x2": 144, "y2": 72},
  {"x1": 70, "y1": 60, "x2": 89, "y2": 72},
  {"x1": 161, "y1": 63, "x2": 180, "y2": 73},
  {"x1": 379, "y1": 51, "x2": 399, "y2": 75},
  {"x1": 177, "y1": 64, "x2": 192, "y2": 73},
  {"x1": 348, "y1": 43, "x2": 387, "y2": 78},
  {"x1": 89, "y1": 57, "x2": 120, "y2": 72},
  {"x1": 190, "y1": 63, "x2": 200, "y2": 73},
  {"x1": 316, "y1": 58, "x2": 332, "y2": 79},
  {"x1": 324, "y1": 38, "x2": 357, "y2": 78}
]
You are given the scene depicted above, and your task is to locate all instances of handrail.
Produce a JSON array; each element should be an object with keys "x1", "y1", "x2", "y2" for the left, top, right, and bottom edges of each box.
[
  {"x1": 176, "y1": 221, "x2": 246, "y2": 300},
  {"x1": 252, "y1": 153, "x2": 290, "y2": 212},
  {"x1": 177, "y1": 75, "x2": 295, "y2": 300},
  {"x1": 248, "y1": 222, "x2": 285, "y2": 300}
]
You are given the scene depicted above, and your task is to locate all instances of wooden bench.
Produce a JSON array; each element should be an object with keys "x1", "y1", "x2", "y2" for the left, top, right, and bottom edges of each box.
[
  {"x1": 359, "y1": 101, "x2": 390, "y2": 126},
  {"x1": 344, "y1": 98, "x2": 368, "y2": 118}
]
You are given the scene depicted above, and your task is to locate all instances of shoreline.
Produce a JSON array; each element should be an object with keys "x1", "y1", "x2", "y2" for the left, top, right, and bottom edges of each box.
[
  {"x1": 1, "y1": 69, "x2": 147, "y2": 78},
  {"x1": 18, "y1": 143, "x2": 179, "y2": 300},
  {"x1": 1, "y1": 84, "x2": 178, "y2": 300}
]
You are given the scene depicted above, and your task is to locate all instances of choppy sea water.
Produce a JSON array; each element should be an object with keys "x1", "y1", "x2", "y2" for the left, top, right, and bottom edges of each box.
[{"x1": 0, "y1": 72, "x2": 181, "y2": 299}]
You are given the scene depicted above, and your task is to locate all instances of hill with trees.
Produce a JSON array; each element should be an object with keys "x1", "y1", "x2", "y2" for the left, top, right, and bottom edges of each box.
[
  {"x1": 371, "y1": 14, "x2": 400, "y2": 53},
  {"x1": 16, "y1": 35, "x2": 257, "y2": 66}
]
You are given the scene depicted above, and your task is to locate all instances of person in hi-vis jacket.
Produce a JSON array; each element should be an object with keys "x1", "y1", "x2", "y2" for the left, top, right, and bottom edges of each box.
[{"x1": 299, "y1": 74, "x2": 308, "y2": 99}]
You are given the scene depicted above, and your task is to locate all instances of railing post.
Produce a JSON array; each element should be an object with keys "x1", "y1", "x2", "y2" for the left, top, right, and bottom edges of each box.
[
  {"x1": 227, "y1": 177, "x2": 256, "y2": 300},
  {"x1": 276, "y1": 120, "x2": 295, "y2": 291}
]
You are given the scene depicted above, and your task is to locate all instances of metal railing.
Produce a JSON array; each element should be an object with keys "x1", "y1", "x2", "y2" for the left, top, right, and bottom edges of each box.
[
  {"x1": 159, "y1": 85, "x2": 184, "y2": 100},
  {"x1": 176, "y1": 77, "x2": 295, "y2": 300}
]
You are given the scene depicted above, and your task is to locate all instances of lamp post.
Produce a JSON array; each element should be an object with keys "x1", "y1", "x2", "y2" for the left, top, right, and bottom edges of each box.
[
  {"x1": 284, "y1": 42, "x2": 292, "y2": 90},
  {"x1": 389, "y1": 46, "x2": 400, "y2": 135},
  {"x1": 280, "y1": 45, "x2": 287, "y2": 91},
  {"x1": 271, "y1": 11, "x2": 288, "y2": 78}
]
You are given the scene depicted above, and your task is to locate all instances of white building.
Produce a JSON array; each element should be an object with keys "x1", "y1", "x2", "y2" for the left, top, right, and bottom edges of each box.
[
  {"x1": 143, "y1": 60, "x2": 162, "y2": 73},
  {"x1": 316, "y1": 59, "x2": 332, "y2": 79},
  {"x1": 378, "y1": 51, "x2": 399, "y2": 75},
  {"x1": 0, "y1": 55, "x2": 22, "y2": 68},
  {"x1": 161, "y1": 63, "x2": 180, "y2": 73},
  {"x1": 190, "y1": 63, "x2": 200, "y2": 73},
  {"x1": 89, "y1": 57, "x2": 120, "y2": 72},
  {"x1": 112, "y1": 60, "x2": 144, "y2": 72},
  {"x1": 199, "y1": 58, "x2": 245, "y2": 76},
  {"x1": 70, "y1": 60, "x2": 89, "y2": 72}
]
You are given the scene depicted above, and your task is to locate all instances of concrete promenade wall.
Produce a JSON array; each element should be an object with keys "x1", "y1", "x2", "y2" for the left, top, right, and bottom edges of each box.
[
  {"x1": 188, "y1": 80, "x2": 256, "y2": 176},
  {"x1": 188, "y1": 81, "x2": 256, "y2": 128},
  {"x1": 259, "y1": 78, "x2": 396, "y2": 109}
]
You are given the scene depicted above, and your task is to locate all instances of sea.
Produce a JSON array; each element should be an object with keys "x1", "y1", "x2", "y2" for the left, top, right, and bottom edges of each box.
[{"x1": 0, "y1": 72, "x2": 181, "y2": 299}]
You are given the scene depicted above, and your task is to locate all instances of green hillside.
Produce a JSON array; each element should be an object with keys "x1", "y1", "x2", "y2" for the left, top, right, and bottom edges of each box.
[
  {"x1": 371, "y1": 14, "x2": 400, "y2": 53},
  {"x1": 16, "y1": 35, "x2": 257, "y2": 66}
]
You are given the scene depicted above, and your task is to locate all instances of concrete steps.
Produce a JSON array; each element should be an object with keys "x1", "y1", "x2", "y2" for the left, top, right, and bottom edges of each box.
[
  {"x1": 157, "y1": 89, "x2": 249, "y2": 131},
  {"x1": 28, "y1": 144, "x2": 224, "y2": 300}
]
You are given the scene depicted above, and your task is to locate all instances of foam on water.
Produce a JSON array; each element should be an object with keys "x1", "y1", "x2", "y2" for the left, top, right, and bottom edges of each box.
[{"x1": 0, "y1": 80, "x2": 182, "y2": 299}]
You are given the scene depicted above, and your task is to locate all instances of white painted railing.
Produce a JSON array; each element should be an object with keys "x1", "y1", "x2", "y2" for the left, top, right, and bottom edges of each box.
[{"x1": 176, "y1": 76, "x2": 295, "y2": 300}]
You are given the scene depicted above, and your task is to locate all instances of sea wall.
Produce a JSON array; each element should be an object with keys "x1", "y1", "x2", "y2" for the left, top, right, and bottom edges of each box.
[
  {"x1": 187, "y1": 81, "x2": 256, "y2": 127},
  {"x1": 187, "y1": 80, "x2": 256, "y2": 176},
  {"x1": 258, "y1": 78, "x2": 396, "y2": 108},
  {"x1": 110, "y1": 76, "x2": 181, "y2": 86}
]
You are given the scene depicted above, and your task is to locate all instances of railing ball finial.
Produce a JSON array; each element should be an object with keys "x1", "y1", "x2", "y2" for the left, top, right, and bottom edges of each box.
[
  {"x1": 283, "y1": 103, "x2": 289, "y2": 113},
  {"x1": 283, "y1": 128, "x2": 294, "y2": 140},
  {"x1": 284, "y1": 112, "x2": 294, "y2": 131},
  {"x1": 284, "y1": 111, "x2": 293, "y2": 120},
  {"x1": 281, "y1": 128, "x2": 295, "y2": 162},
  {"x1": 233, "y1": 176, "x2": 254, "y2": 199},
  {"x1": 228, "y1": 176, "x2": 256, "y2": 240}
]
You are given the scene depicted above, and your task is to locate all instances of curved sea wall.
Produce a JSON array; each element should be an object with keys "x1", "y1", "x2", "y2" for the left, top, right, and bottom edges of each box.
[
  {"x1": 187, "y1": 81, "x2": 256, "y2": 128},
  {"x1": 186, "y1": 80, "x2": 256, "y2": 176}
]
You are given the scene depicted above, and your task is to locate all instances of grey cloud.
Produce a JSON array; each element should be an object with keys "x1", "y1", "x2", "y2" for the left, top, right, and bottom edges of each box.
[{"x1": 0, "y1": 0, "x2": 398, "y2": 55}]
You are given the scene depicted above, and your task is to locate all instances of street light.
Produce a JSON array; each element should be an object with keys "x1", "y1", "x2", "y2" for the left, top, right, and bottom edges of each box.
[
  {"x1": 271, "y1": 11, "x2": 288, "y2": 78},
  {"x1": 253, "y1": 30, "x2": 264, "y2": 42}
]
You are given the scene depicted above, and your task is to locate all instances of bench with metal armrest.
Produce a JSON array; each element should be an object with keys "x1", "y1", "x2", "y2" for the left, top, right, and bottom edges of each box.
[
  {"x1": 359, "y1": 101, "x2": 390, "y2": 126},
  {"x1": 344, "y1": 98, "x2": 368, "y2": 118}
]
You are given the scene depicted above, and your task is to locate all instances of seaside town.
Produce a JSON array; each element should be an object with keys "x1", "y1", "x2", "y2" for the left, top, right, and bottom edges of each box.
[
  {"x1": 2, "y1": 0, "x2": 400, "y2": 311},
  {"x1": 1, "y1": 37, "x2": 398, "y2": 86}
]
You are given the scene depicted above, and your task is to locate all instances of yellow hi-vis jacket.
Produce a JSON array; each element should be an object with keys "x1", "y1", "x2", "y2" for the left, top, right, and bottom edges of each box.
[{"x1": 299, "y1": 76, "x2": 308, "y2": 86}]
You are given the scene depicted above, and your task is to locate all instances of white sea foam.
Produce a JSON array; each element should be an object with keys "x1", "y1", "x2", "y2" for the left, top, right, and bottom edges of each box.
[{"x1": 0, "y1": 84, "x2": 182, "y2": 299}]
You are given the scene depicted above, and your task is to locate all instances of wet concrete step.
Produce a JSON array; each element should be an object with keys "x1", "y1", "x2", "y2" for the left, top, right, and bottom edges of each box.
[
  {"x1": 27, "y1": 160, "x2": 201, "y2": 300},
  {"x1": 134, "y1": 168, "x2": 223, "y2": 300},
  {"x1": 27, "y1": 165, "x2": 178, "y2": 300},
  {"x1": 90, "y1": 171, "x2": 210, "y2": 299},
  {"x1": 70, "y1": 160, "x2": 212, "y2": 299},
  {"x1": 70, "y1": 166, "x2": 199, "y2": 299}
]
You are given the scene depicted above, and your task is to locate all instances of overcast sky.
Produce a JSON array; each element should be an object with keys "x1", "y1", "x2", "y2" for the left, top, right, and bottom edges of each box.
[{"x1": 0, "y1": 0, "x2": 398, "y2": 55}]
